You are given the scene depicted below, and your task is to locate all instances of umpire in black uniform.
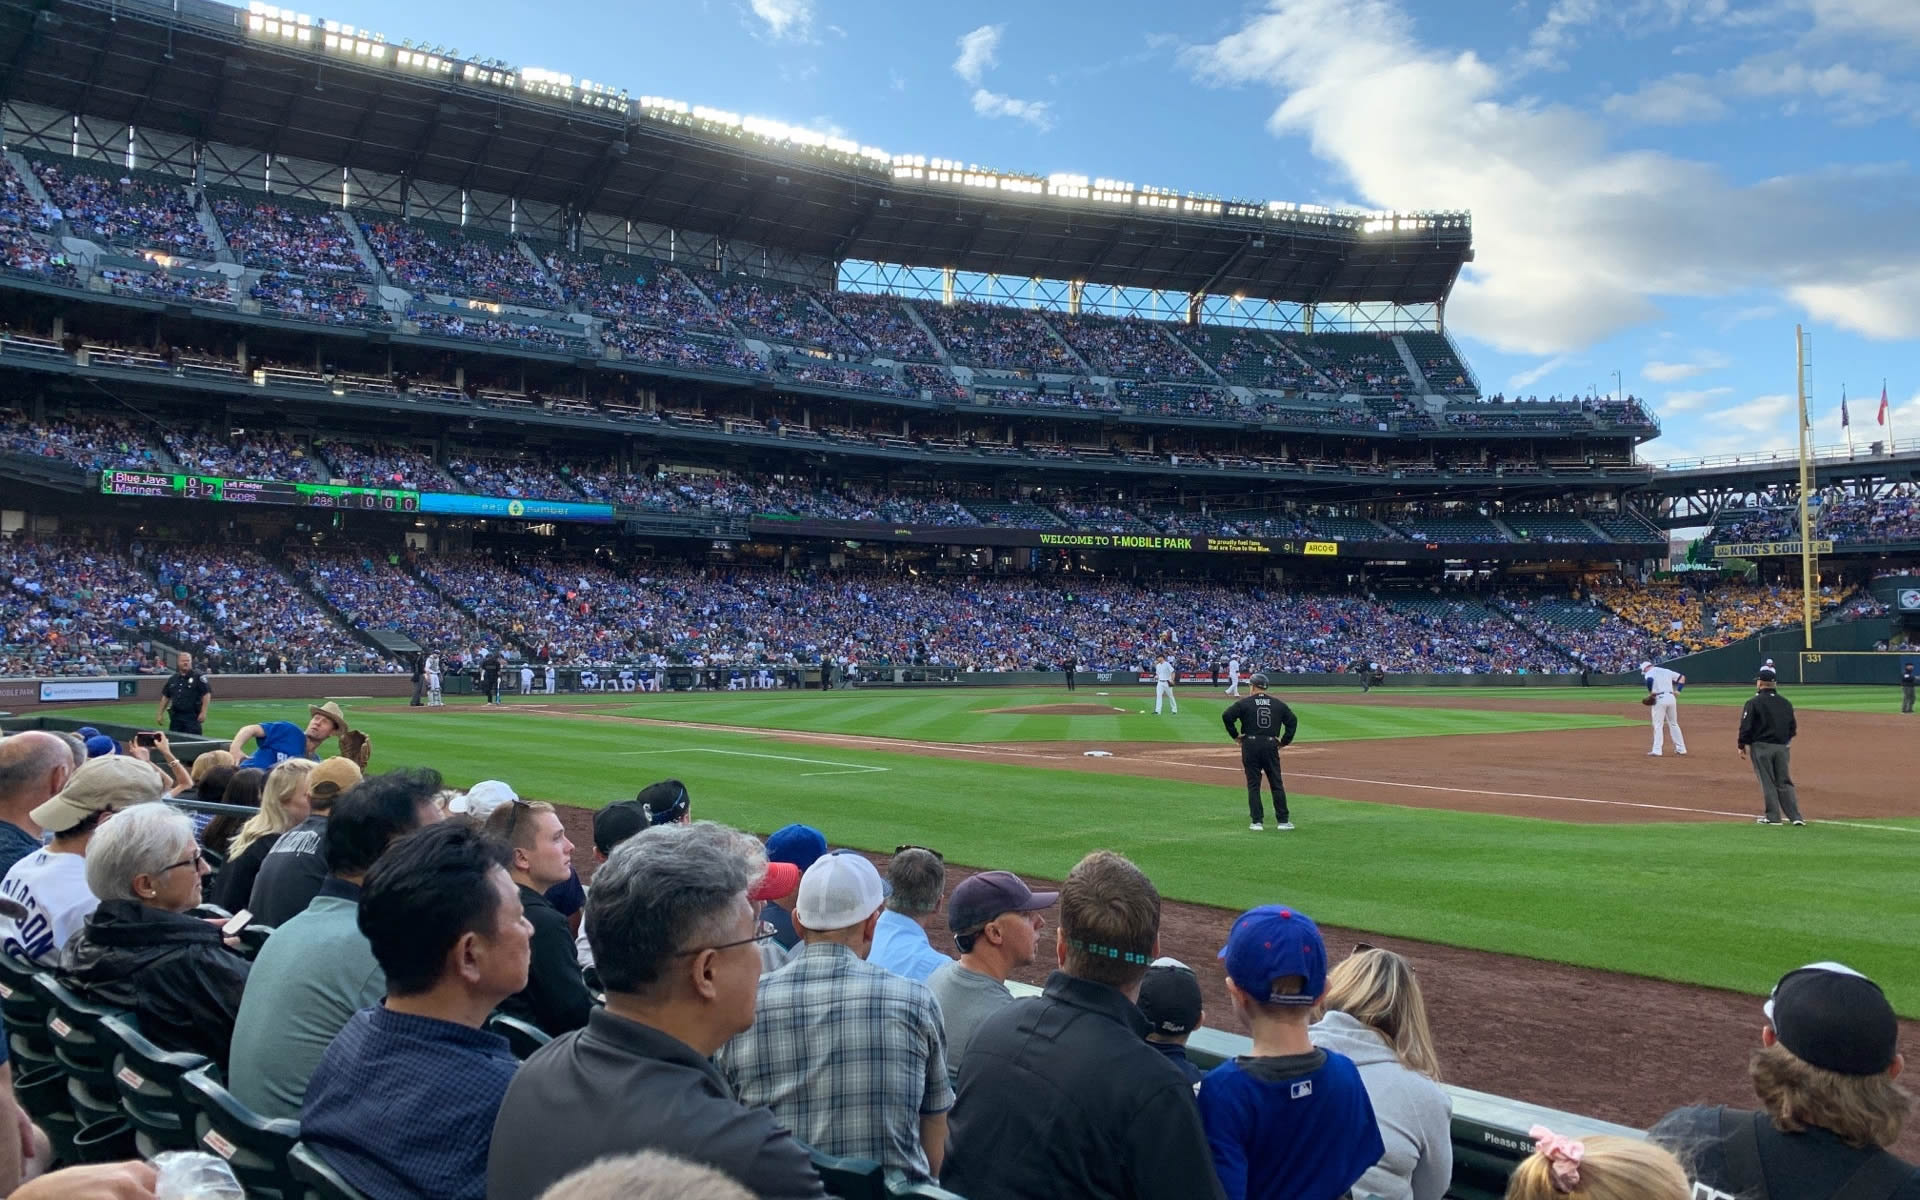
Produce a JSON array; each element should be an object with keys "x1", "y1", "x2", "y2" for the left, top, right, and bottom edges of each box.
[
  {"x1": 1738, "y1": 667, "x2": 1802, "y2": 825},
  {"x1": 1902, "y1": 661, "x2": 1915, "y2": 714},
  {"x1": 1222, "y1": 673, "x2": 1299, "y2": 831},
  {"x1": 156, "y1": 651, "x2": 212, "y2": 735}
]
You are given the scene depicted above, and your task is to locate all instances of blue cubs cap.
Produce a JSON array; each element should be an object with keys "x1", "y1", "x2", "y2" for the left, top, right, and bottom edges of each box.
[
  {"x1": 84, "y1": 735, "x2": 118, "y2": 759},
  {"x1": 1219, "y1": 904, "x2": 1328, "y2": 1006},
  {"x1": 76, "y1": 727, "x2": 101, "y2": 739},
  {"x1": 766, "y1": 824, "x2": 828, "y2": 870}
]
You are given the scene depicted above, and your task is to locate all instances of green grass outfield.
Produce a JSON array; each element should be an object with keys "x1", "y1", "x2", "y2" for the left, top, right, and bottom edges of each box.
[{"x1": 35, "y1": 689, "x2": 1920, "y2": 1013}]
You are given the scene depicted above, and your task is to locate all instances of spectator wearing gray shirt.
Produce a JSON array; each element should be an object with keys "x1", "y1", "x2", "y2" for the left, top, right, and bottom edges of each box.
[{"x1": 925, "y1": 871, "x2": 1057, "y2": 1084}]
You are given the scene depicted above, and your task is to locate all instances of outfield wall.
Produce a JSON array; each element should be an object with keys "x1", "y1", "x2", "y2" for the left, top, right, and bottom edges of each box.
[{"x1": 1666, "y1": 619, "x2": 1900, "y2": 685}]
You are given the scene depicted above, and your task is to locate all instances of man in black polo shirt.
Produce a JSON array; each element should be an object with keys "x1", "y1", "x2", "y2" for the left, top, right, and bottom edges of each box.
[
  {"x1": 943, "y1": 851, "x2": 1223, "y2": 1200},
  {"x1": 1738, "y1": 668, "x2": 1803, "y2": 826},
  {"x1": 157, "y1": 652, "x2": 212, "y2": 736},
  {"x1": 1903, "y1": 662, "x2": 1915, "y2": 714},
  {"x1": 487, "y1": 821, "x2": 824, "y2": 1200}
]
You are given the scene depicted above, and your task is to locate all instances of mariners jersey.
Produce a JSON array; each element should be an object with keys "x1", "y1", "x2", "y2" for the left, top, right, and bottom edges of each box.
[
  {"x1": 1644, "y1": 665, "x2": 1683, "y2": 697},
  {"x1": 1154, "y1": 661, "x2": 1175, "y2": 683},
  {"x1": 1223, "y1": 694, "x2": 1298, "y2": 745}
]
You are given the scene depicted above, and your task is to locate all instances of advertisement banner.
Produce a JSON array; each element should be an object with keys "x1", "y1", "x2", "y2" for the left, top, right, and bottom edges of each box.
[
  {"x1": 1711, "y1": 540, "x2": 1835, "y2": 559},
  {"x1": 38, "y1": 680, "x2": 122, "y2": 702},
  {"x1": 418, "y1": 493, "x2": 616, "y2": 524}
]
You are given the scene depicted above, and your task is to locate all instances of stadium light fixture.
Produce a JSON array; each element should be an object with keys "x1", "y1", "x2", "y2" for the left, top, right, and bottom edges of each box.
[{"x1": 245, "y1": 2, "x2": 314, "y2": 44}]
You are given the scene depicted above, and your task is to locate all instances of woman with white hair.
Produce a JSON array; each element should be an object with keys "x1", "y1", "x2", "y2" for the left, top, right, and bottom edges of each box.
[
  {"x1": 1309, "y1": 947, "x2": 1453, "y2": 1200},
  {"x1": 60, "y1": 803, "x2": 251, "y2": 1067}
]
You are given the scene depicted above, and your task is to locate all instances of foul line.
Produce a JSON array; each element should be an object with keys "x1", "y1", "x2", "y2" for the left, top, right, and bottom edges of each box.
[{"x1": 614, "y1": 748, "x2": 890, "y2": 778}]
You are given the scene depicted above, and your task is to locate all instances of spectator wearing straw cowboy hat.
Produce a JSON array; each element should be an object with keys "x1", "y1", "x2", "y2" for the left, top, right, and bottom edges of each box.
[{"x1": 230, "y1": 702, "x2": 350, "y2": 770}]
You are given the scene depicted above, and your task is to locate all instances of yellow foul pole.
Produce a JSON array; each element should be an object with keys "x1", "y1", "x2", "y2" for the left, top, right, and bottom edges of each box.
[{"x1": 1796, "y1": 326, "x2": 1815, "y2": 646}]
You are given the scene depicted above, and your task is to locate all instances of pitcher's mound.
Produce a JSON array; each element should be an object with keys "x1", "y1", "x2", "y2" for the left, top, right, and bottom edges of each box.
[{"x1": 985, "y1": 703, "x2": 1133, "y2": 715}]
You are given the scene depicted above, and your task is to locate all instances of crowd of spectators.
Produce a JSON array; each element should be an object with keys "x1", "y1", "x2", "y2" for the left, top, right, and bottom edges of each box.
[
  {"x1": 249, "y1": 272, "x2": 388, "y2": 325},
  {"x1": 1173, "y1": 327, "x2": 1315, "y2": 391},
  {"x1": 914, "y1": 301, "x2": 1076, "y2": 372},
  {"x1": 410, "y1": 308, "x2": 580, "y2": 351},
  {"x1": 284, "y1": 547, "x2": 501, "y2": 660},
  {"x1": 443, "y1": 455, "x2": 585, "y2": 502},
  {"x1": 98, "y1": 267, "x2": 231, "y2": 305},
  {"x1": 160, "y1": 427, "x2": 325, "y2": 482},
  {"x1": 1283, "y1": 333, "x2": 1411, "y2": 393},
  {"x1": 0, "y1": 409, "x2": 161, "y2": 472},
  {"x1": 0, "y1": 229, "x2": 77, "y2": 284},
  {"x1": 213, "y1": 199, "x2": 370, "y2": 279},
  {"x1": 543, "y1": 254, "x2": 727, "y2": 331},
  {"x1": 28, "y1": 160, "x2": 213, "y2": 257},
  {"x1": 362, "y1": 221, "x2": 555, "y2": 307},
  {"x1": 1492, "y1": 589, "x2": 1650, "y2": 672},
  {"x1": 601, "y1": 323, "x2": 765, "y2": 373},
  {"x1": 822, "y1": 292, "x2": 939, "y2": 360},
  {"x1": 1714, "y1": 492, "x2": 1920, "y2": 546},
  {"x1": 148, "y1": 544, "x2": 387, "y2": 673},
  {"x1": 314, "y1": 440, "x2": 446, "y2": 491},
  {"x1": 1054, "y1": 316, "x2": 1208, "y2": 380},
  {"x1": 778, "y1": 357, "x2": 914, "y2": 398},
  {"x1": 701, "y1": 276, "x2": 868, "y2": 355},
  {"x1": 2, "y1": 538, "x2": 213, "y2": 664}
]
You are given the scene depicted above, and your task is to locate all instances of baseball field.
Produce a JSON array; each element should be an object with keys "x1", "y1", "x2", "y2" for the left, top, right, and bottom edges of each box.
[{"x1": 41, "y1": 681, "x2": 1920, "y2": 1008}]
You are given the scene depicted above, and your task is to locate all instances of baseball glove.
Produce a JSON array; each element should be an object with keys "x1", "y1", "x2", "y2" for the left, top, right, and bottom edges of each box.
[
  {"x1": 1640, "y1": 694, "x2": 1657, "y2": 707},
  {"x1": 339, "y1": 729, "x2": 372, "y2": 767}
]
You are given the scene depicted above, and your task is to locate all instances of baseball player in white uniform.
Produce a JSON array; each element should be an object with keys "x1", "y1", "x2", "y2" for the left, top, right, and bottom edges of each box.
[
  {"x1": 1641, "y1": 660, "x2": 1688, "y2": 756},
  {"x1": 519, "y1": 663, "x2": 535, "y2": 694},
  {"x1": 426, "y1": 652, "x2": 443, "y2": 707},
  {"x1": 1154, "y1": 656, "x2": 1178, "y2": 714},
  {"x1": 544, "y1": 664, "x2": 556, "y2": 694},
  {"x1": 1224, "y1": 656, "x2": 1242, "y2": 696}
]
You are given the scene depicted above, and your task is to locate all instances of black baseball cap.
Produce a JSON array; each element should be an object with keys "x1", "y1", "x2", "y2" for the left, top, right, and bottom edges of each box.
[
  {"x1": 635, "y1": 779, "x2": 690, "y2": 827},
  {"x1": 1765, "y1": 962, "x2": 1899, "y2": 1076},
  {"x1": 1138, "y1": 957, "x2": 1204, "y2": 1036},
  {"x1": 592, "y1": 800, "x2": 651, "y2": 855},
  {"x1": 1249, "y1": 673, "x2": 1269, "y2": 689}
]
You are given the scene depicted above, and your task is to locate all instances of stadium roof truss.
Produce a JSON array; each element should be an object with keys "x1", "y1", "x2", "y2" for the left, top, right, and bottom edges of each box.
[{"x1": 0, "y1": 0, "x2": 1474, "y2": 330}]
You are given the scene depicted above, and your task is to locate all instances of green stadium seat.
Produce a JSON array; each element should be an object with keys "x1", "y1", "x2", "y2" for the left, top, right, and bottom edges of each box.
[
  {"x1": 807, "y1": 1148, "x2": 886, "y2": 1200},
  {"x1": 12, "y1": 1060, "x2": 80, "y2": 1164},
  {"x1": 70, "y1": 1112, "x2": 138, "y2": 1163},
  {"x1": 288, "y1": 1141, "x2": 371, "y2": 1200},
  {"x1": 484, "y1": 1012, "x2": 553, "y2": 1060},
  {"x1": 884, "y1": 1168, "x2": 967, "y2": 1199},
  {"x1": 97, "y1": 1013, "x2": 210, "y2": 1156},
  {"x1": 180, "y1": 1064, "x2": 302, "y2": 1199},
  {"x1": 0, "y1": 950, "x2": 56, "y2": 1070}
]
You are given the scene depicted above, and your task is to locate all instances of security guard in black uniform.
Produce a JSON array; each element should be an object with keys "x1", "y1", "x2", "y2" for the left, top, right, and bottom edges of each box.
[
  {"x1": 1221, "y1": 673, "x2": 1299, "y2": 830},
  {"x1": 157, "y1": 652, "x2": 212, "y2": 735}
]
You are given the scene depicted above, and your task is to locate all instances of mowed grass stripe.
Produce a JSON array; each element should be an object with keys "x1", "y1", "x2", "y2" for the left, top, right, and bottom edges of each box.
[{"x1": 40, "y1": 698, "x2": 1918, "y2": 1011}]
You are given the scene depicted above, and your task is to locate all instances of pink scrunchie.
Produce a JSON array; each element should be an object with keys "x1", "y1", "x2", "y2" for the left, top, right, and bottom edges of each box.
[{"x1": 1529, "y1": 1124, "x2": 1586, "y2": 1193}]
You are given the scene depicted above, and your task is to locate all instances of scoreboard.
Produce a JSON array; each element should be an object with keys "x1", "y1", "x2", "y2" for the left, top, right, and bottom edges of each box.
[{"x1": 100, "y1": 471, "x2": 419, "y2": 512}]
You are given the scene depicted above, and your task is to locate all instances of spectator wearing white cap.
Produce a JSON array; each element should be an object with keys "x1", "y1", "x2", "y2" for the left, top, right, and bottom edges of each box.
[
  {"x1": 717, "y1": 851, "x2": 952, "y2": 1181},
  {"x1": 924, "y1": 870, "x2": 1057, "y2": 1085},
  {"x1": 1651, "y1": 962, "x2": 1916, "y2": 1197},
  {"x1": 0, "y1": 756, "x2": 163, "y2": 965}
]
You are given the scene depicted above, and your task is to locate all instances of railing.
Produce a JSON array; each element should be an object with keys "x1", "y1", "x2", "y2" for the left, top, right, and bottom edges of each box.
[{"x1": 1651, "y1": 435, "x2": 1920, "y2": 472}]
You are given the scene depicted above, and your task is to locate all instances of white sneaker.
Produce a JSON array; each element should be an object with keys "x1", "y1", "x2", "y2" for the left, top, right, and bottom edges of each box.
[
  {"x1": 1276, "y1": 822, "x2": 1295, "y2": 831},
  {"x1": 1676, "y1": 750, "x2": 1688, "y2": 756},
  {"x1": 1756, "y1": 817, "x2": 1779, "y2": 824},
  {"x1": 1791, "y1": 819, "x2": 1806, "y2": 826},
  {"x1": 1648, "y1": 751, "x2": 1662, "y2": 757},
  {"x1": 1249, "y1": 823, "x2": 1263, "y2": 831}
]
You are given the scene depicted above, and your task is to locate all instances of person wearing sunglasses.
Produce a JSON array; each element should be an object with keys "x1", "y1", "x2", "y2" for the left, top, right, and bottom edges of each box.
[{"x1": 60, "y1": 802, "x2": 251, "y2": 1068}]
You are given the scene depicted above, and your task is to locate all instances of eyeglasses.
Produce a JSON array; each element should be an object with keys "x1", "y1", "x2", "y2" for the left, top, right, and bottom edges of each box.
[
  {"x1": 503, "y1": 797, "x2": 531, "y2": 842},
  {"x1": 156, "y1": 849, "x2": 204, "y2": 875},
  {"x1": 894, "y1": 844, "x2": 943, "y2": 862},
  {"x1": 673, "y1": 928, "x2": 778, "y2": 957}
]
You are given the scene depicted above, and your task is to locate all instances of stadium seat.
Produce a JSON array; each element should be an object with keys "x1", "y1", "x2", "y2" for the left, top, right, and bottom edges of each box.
[
  {"x1": 288, "y1": 1141, "x2": 371, "y2": 1200},
  {"x1": 12, "y1": 1060, "x2": 79, "y2": 1164},
  {"x1": 35, "y1": 974, "x2": 127, "y2": 1127},
  {"x1": 70, "y1": 1111, "x2": 138, "y2": 1164},
  {"x1": 484, "y1": 1011, "x2": 553, "y2": 1060},
  {"x1": 807, "y1": 1149, "x2": 887, "y2": 1200},
  {"x1": 97, "y1": 1013, "x2": 209, "y2": 1156},
  {"x1": 180, "y1": 1064, "x2": 302, "y2": 1198},
  {"x1": 237, "y1": 923, "x2": 277, "y2": 959},
  {"x1": 0, "y1": 950, "x2": 55, "y2": 1070}
]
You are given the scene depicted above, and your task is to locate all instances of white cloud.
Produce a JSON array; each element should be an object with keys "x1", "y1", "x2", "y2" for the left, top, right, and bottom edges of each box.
[
  {"x1": 1603, "y1": 74, "x2": 1729, "y2": 124},
  {"x1": 1717, "y1": 393, "x2": 1795, "y2": 433},
  {"x1": 747, "y1": 0, "x2": 812, "y2": 40},
  {"x1": 1663, "y1": 386, "x2": 1733, "y2": 411},
  {"x1": 1809, "y1": 0, "x2": 1920, "y2": 43},
  {"x1": 954, "y1": 25, "x2": 1001, "y2": 86},
  {"x1": 1506, "y1": 355, "x2": 1569, "y2": 391},
  {"x1": 1183, "y1": 0, "x2": 1920, "y2": 354},
  {"x1": 970, "y1": 88, "x2": 1056, "y2": 131},
  {"x1": 1644, "y1": 352, "x2": 1729, "y2": 382}
]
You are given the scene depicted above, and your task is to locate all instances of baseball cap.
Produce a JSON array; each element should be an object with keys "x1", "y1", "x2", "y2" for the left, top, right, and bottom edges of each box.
[
  {"x1": 308, "y1": 757, "x2": 363, "y2": 805},
  {"x1": 794, "y1": 850, "x2": 890, "y2": 932},
  {"x1": 1757, "y1": 666, "x2": 1777, "y2": 681},
  {"x1": 948, "y1": 870, "x2": 1059, "y2": 935},
  {"x1": 1639, "y1": 661, "x2": 1653, "y2": 671},
  {"x1": 84, "y1": 735, "x2": 118, "y2": 759},
  {"x1": 593, "y1": 799, "x2": 650, "y2": 855},
  {"x1": 1763, "y1": 962, "x2": 1899, "y2": 1075},
  {"x1": 75, "y1": 727, "x2": 100, "y2": 739},
  {"x1": 766, "y1": 824, "x2": 828, "y2": 870},
  {"x1": 750, "y1": 861, "x2": 801, "y2": 903},
  {"x1": 1138, "y1": 957, "x2": 1204, "y2": 1036},
  {"x1": 451, "y1": 779, "x2": 517, "y2": 820},
  {"x1": 1219, "y1": 904, "x2": 1328, "y2": 1006},
  {"x1": 635, "y1": 779, "x2": 690, "y2": 826},
  {"x1": 1249, "y1": 673, "x2": 1269, "y2": 689},
  {"x1": 30, "y1": 755, "x2": 164, "y2": 832}
]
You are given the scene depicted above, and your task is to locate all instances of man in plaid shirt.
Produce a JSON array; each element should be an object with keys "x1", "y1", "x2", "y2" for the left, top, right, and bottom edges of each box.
[{"x1": 718, "y1": 851, "x2": 953, "y2": 1180}]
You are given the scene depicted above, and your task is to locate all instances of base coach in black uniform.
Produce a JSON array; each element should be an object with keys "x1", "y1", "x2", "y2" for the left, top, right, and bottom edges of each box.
[
  {"x1": 1222, "y1": 673, "x2": 1299, "y2": 831},
  {"x1": 157, "y1": 651, "x2": 212, "y2": 735}
]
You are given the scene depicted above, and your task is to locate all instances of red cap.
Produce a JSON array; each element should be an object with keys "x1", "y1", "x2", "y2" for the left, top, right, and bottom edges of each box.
[{"x1": 749, "y1": 861, "x2": 801, "y2": 903}]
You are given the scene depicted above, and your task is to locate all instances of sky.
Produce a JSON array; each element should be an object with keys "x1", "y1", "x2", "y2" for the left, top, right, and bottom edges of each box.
[{"x1": 293, "y1": 0, "x2": 1918, "y2": 466}]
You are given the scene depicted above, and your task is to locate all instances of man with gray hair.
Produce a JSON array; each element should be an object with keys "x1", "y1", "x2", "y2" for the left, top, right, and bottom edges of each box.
[
  {"x1": 534, "y1": 1151, "x2": 753, "y2": 1200},
  {"x1": 0, "y1": 732, "x2": 76, "y2": 875},
  {"x1": 485, "y1": 821, "x2": 822, "y2": 1200},
  {"x1": 868, "y1": 846, "x2": 952, "y2": 983}
]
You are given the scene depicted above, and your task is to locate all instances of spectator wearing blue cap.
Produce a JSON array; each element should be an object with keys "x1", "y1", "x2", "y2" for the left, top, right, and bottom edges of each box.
[
  {"x1": 761, "y1": 824, "x2": 826, "y2": 953},
  {"x1": 1199, "y1": 905, "x2": 1384, "y2": 1200}
]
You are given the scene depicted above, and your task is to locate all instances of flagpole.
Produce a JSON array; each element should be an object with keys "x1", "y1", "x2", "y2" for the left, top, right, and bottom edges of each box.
[
  {"x1": 1888, "y1": 379, "x2": 1898, "y2": 455},
  {"x1": 1843, "y1": 385, "x2": 1854, "y2": 457},
  {"x1": 1796, "y1": 326, "x2": 1815, "y2": 648}
]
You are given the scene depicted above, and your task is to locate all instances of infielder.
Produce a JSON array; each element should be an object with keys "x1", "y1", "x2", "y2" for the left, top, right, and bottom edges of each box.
[
  {"x1": 1153, "y1": 655, "x2": 1178, "y2": 714},
  {"x1": 520, "y1": 663, "x2": 535, "y2": 695},
  {"x1": 1224, "y1": 655, "x2": 1242, "y2": 696},
  {"x1": 425, "y1": 652, "x2": 443, "y2": 707},
  {"x1": 1641, "y1": 660, "x2": 1687, "y2": 756},
  {"x1": 1222, "y1": 674, "x2": 1299, "y2": 830}
]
